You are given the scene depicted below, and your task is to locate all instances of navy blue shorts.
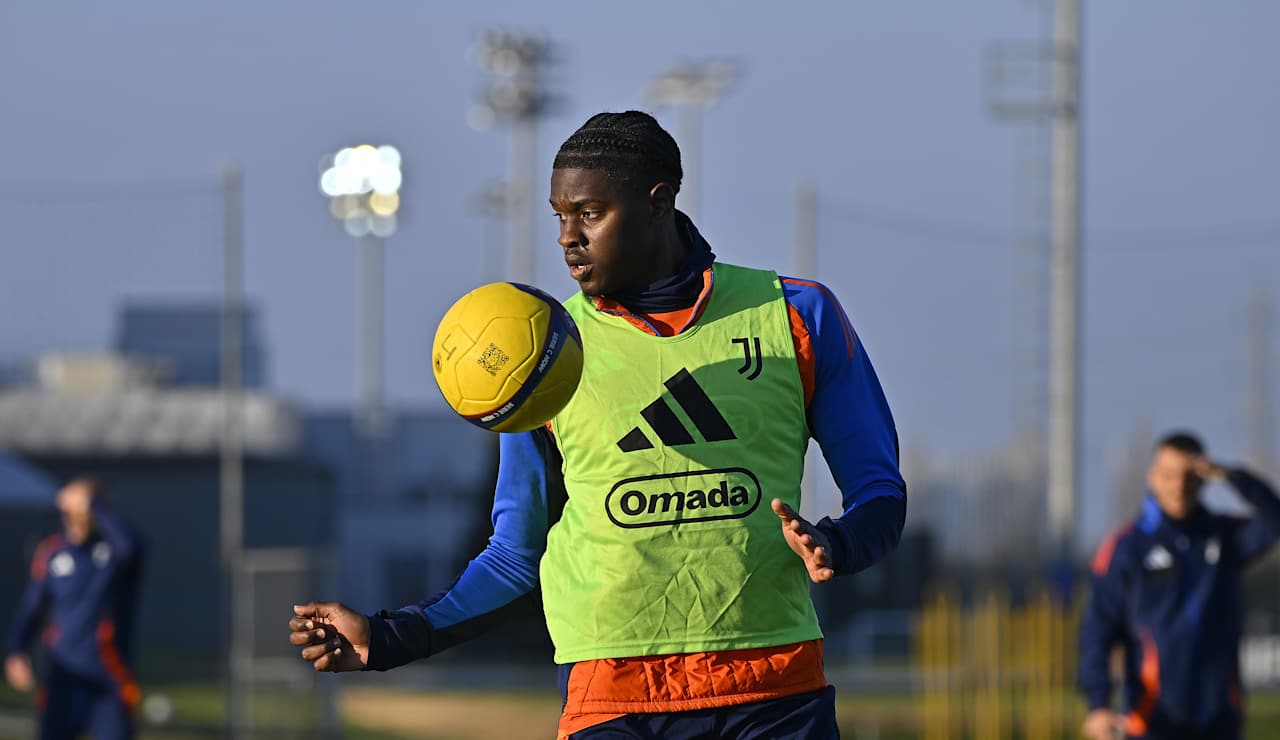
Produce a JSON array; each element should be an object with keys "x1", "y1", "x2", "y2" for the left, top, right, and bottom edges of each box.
[
  {"x1": 39, "y1": 664, "x2": 135, "y2": 740},
  {"x1": 566, "y1": 685, "x2": 839, "y2": 740}
]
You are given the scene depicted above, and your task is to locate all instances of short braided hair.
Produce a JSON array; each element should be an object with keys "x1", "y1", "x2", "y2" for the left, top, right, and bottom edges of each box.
[{"x1": 553, "y1": 111, "x2": 682, "y2": 194}]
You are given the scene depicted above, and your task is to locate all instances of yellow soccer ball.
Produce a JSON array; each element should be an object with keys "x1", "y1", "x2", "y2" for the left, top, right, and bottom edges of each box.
[{"x1": 431, "y1": 282, "x2": 583, "y2": 433}]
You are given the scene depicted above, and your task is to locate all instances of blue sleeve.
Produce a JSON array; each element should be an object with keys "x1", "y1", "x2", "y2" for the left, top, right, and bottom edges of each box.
[
  {"x1": 59, "y1": 501, "x2": 146, "y2": 639},
  {"x1": 1227, "y1": 467, "x2": 1280, "y2": 564},
  {"x1": 1078, "y1": 531, "x2": 1129, "y2": 710},
  {"x1": 90, "y1": 498, "x2": 143, "y2": 565},
  {"x1": 86, "y1": 499, "x2": 144, "y2": 608},
  {"x1": 782, "y1": 278, "x2": 907, "y2": 576},
  {"x1": 5, "y1": 557, "x2": 49, "y2": 655},
  {"x1": 364, "y1": 427, "x2": 557, "y2": 670}
]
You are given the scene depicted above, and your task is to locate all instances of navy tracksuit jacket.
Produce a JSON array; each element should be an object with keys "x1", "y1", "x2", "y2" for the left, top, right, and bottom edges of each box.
[
  {"x1": 6, "y1": 499, "x2": 144, "y2": 740},
  {"x1": 1079, "y1": 468, "x2": 1280, "y2": 740}
]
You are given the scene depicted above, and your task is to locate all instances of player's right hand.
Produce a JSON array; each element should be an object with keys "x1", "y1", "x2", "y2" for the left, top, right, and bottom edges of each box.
[
  {"x1": 4, "y1": 653, "x2": 34, "y2": 693},
  {"x1": 290, "y1": 602, "x2": 370, "y2": 672},
  {"x1": 1082, "y1": 708, "x2": 1123, "y2": 740},
  {"x1": 1191, "y1": 455, "x2": 1228, "y2": 482}
]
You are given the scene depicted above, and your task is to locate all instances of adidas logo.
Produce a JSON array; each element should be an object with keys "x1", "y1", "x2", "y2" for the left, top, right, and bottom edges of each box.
[
  {"x1": 1144, "y1": 545, "x2": 1173, "y2": 571},
  {"x1": 617, "y1": 368, "x2": 737, "y2": 452}
]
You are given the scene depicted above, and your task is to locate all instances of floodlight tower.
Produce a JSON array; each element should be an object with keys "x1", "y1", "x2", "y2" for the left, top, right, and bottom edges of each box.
[
  {"x1": 469, "y1": 31, "x2": 559, "y2": 285},
  {"x1": 645, "y1": 60, "x2": 739, "y2": 222},
  {"x1": 318, "y1": 144, "x2": 403, "y2": 437},
  {"x1": 985, "y1": 0, "x2": 1081, "y2": 562}
]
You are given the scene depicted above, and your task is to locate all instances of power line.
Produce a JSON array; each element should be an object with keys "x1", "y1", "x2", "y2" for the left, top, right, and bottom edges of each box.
[
  {"x1": 821, "y1": 196, "x2": 1280, "y2": 253},
  {"x1": 0, "y1": 175, "x2": 221, "y2": 202}
]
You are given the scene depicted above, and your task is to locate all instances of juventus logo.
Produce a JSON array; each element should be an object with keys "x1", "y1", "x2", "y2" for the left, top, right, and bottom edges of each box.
[
  {"x1": 616, "y1": 368, "x2": 738, "y2": 453},
  {"x1": 732, "y1": 337, "x2": 762, "y2": 381}
]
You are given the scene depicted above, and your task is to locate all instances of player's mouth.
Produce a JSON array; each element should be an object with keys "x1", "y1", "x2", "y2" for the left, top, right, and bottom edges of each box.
[{"x1": 565, "y1": 253, "x2": 591, "y2": 282}]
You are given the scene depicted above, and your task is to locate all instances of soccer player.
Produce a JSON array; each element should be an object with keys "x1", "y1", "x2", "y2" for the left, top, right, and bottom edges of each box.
[
  {"x1": 290, "y1": 111, "x2": 907, "y2": 739},
  {"x1": 5, "y1": 476, "x2": 145, "y2": 740},
  {"x1": 1079, "y1": 432, "x2": 1280, "y2": 740}
]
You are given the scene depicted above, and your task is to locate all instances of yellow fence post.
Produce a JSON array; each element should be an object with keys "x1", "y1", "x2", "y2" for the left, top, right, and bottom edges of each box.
[
  {"x1": 918, "y1": 589, "x2": 958, "y2": 740},
  {"x1": 913, "y1": 581, "x2": 1089, "y2": 740}
]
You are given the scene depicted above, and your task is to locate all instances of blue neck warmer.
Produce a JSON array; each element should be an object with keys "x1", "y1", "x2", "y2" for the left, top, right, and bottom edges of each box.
[{"x1": 608, "y1": 210, "x2": 716, "y2": 314}]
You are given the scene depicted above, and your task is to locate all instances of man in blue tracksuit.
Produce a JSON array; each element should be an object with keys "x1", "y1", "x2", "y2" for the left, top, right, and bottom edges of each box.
[
  {"x1": 5, "y1": 477, "x2": 145, "y2": 740},
  {"x1": 1079, "y1": 432, "x2": 1280, "y2": 740}
]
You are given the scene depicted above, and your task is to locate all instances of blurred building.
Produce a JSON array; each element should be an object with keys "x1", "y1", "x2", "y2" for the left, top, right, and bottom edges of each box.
[
  {"x1": 0, "y1": 301, "x2": 304, "y2": 678},
  {"x1": 812, "y1": 530, "x2": 934, "y2": 662},
  {"x1": 0, "y1": 301, "x2": 532, "y2": 676},
  {"x1": 902, "y1": 440, "x2": 1045, "y2": 573},
  {"x1": 304, "y1": 409, "x2": 562, "y2": 662},
  {"x1": 303, "y1": 410, "x2": 496, "y2": 611},
  {"x1": 0, "y1": 351, "x2": 326, "y2": 674},
  {"x1": 115, "y1": 302, "x2": 267, "y2": 388},
  {"x1": 0, "y1": 452, "x2": 60, "y2": 634}
]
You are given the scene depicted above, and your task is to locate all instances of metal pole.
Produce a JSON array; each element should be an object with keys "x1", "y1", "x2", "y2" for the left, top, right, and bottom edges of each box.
[
  {"x1": 509, "y1": 118, "x2": 537, "y2": 284},
  {"x1": 1011, "y1": 18, "x2": 1051, "y2": 466},
  {"x1": 471, "y1": 32, "x2": 555, "y2": 285},
  {"x1": 219, "y1": 164, "x2": 247, "y2": 738},
  {"x1": 793, "y1": 181, "x2": 817, "y2": 278},
  {"x1": 678, "y1": 104, "x2": 702, "y2": 222},
  {"x1": 1047, "y1": 0, "x2": 1081, "y2": 560},
  {"x1": 358, "y1": 234, "x2": 386, "y2": 437},
  {"x1": 1253, "y1": 287, "x2": 1280, "y2": 674},
  {"x1": 646, "y1": 61, "x2": 738, "y2": 224},
  {"x1": 793, "y1": 181, "x2": 819, "y2": 519},
  {"x1": 1247, "y1": 287, "x2": 1275, "y2": 476}
]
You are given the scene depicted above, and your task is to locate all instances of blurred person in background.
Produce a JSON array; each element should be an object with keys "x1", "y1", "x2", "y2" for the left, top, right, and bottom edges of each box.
[
  {"x1": 1079, "y1": 431, "x2": 1280, "y2": 740},
  {"x1": 5, "y1": 476, "x2": 145, "y2": 740},
  {"x1": 290, "y1": 110, "x2": 907, "y2": 739}
]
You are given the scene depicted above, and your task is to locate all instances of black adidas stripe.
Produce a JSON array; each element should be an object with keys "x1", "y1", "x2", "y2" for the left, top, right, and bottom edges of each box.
[
  {"x1": 665, "y1": 369, "x2": 736, "y2": 442},
  {"x1": 640, "y1": 398, "x2": 695, "y2": 446}
]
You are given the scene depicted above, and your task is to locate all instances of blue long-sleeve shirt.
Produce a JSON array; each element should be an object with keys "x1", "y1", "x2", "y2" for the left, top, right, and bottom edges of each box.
[
  {"x1": 365, "y1": 260, "x2": 907, "y2": 669},
  {"x1": 1078, "y1": 468, "x2": 1280, "y2": 737},
  {"x1": 6, "y1": 499, "x2": 145, "y2": 685}
]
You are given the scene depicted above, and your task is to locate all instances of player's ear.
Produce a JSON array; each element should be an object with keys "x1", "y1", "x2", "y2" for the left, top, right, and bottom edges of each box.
[{"x1": 648, "y1": 183, "x2": 675, "y2": 221}]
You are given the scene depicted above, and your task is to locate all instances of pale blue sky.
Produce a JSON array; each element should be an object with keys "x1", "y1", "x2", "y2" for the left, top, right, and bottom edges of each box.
[{"x1": 1, "y1": 1, "x2": 1277, "y2": 549}]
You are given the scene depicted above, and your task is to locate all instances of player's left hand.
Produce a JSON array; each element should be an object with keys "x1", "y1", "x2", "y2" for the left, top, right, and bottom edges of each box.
[{"x1": 772, "y1": 499, "x2": 835, "y2": 583}]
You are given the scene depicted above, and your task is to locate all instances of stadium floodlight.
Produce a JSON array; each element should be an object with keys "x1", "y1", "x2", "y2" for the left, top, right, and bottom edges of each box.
[
  {"x1": 468, "y1": 29, "x2": 561, "y2": 285},
  {"x1": 645, "y1": 60, "x2": 740, "y2": 222},
  {"x1": 319, "y1": 144, "x2": 402, "y2": 238},
  {"x1": 467, "y1": 30, "x2": 557, "y2": 130},
  {"x1": 318, "y1": 143, "x2": 402, "y2": 438},
  {"x1": 646, "y1": 60, "x2": 739, "y2": 108}
]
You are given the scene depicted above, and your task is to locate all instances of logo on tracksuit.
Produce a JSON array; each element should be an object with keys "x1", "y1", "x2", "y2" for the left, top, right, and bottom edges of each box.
[{"x1": 1144, "y1": 545, "x2": 1173, "y2": 571}]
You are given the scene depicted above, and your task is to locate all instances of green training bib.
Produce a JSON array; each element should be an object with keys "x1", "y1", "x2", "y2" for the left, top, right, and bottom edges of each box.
[{"x1": 542, "y1": 262, "x2": 821, "y2": 663}]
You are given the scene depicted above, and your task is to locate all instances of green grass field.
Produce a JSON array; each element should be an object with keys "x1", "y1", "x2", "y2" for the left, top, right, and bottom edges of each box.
[
  {"x1": 341, "y1": 688, "x2": 1280, "y2": 739},
  {"x1": 4, "y1": 683, "x2": 1280, "y2": 738}
]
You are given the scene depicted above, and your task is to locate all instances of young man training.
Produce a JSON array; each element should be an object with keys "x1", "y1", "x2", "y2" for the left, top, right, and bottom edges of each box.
[
  {"x1": 6, "y1": 476, "x2": 145, "y2": 740},
  {"x1": 1079, "y1": 431, "x2": 1280, "y2": 740},
  {"x1": 290, "y1": 111, "x2": 907, "y2": 739}
]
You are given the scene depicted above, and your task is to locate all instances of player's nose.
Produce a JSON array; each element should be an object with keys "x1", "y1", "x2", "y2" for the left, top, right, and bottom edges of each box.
[{"x1": 557, "y1": 219, "x2": 583, "y2": 249}]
